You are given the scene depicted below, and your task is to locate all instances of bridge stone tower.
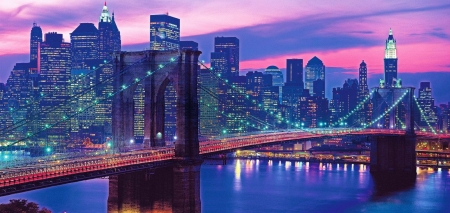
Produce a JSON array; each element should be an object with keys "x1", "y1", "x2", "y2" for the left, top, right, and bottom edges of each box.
[
  {"x1": 370, "y1": 87, "x2": 417, "y2": 176},
  {"x1": 112, "y1": 50, "x2": 201, "y2": 158}
]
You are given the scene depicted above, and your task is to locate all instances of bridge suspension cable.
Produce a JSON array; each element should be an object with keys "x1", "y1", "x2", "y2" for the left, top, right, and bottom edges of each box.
[{"x1": 413, "y1": 96, "x2": 437, "y2": 134}]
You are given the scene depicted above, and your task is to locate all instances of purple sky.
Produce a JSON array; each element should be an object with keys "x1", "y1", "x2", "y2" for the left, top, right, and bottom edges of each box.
[{"x1": 0, "y1": 0, "x2": 449, "y2": 103}]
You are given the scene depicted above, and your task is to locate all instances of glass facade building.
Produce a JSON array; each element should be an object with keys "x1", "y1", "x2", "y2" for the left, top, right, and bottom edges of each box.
[
  {"x1": 305, "y1": 56, "x2": 325, "y2": 97},
  {"x1": 150, "y1": 14, "x2": 180, "y2": 51}
]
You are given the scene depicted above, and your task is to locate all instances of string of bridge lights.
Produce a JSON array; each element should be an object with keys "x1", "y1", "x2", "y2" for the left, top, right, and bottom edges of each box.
[
  {"x1": 0, "y1": 58, "x2": 129, "y2": 137},
  {"x1": 4, "y1": 57, "x2": 179, "y2": 157},
  {"x1": 199, "y1": 61, "x2": 375, "y2": 133},
  {"x1": 413, "y1": 96, "x2": 437, "y2": 135}
]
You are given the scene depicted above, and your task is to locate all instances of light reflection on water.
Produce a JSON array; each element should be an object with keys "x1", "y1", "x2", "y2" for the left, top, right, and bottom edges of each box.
[{"x1": 0, "y1": 159, "x2": 449, "y2": 213}]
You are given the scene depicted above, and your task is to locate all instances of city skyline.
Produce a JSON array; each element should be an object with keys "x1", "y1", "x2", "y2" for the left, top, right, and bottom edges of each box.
[{"x1": 0, "y1": 1, "x2": 449, "y2": 103}]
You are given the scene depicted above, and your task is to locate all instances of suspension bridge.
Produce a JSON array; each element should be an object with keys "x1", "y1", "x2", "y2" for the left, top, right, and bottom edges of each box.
[{"x1": 0, "y1": 50, "x2": 448, "y2": 196}]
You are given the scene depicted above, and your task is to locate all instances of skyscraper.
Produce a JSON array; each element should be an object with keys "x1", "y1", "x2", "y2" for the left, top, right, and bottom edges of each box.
[
  {"x1": 286, "y1": 59, "x2": 303, "y2": 87},
  {"x1": 417, "y1": 82, "x2": 437, "y2": 128},
  {"x1": 38, "y1": 32, "x2": 71, "y2": 143},
  {"x1": 70, "y1": 23, "x2": 99, "y2": 70},
  {"x1": 312, "y1": 79, "x2": 325, "y2": 98},
  {"x1": 357, "y1": 60, "x2": 372, "y2": 125},
  {"x1": 30, "y1": 22, "x2": 42, "y2": 68},
  {"x1": 98, "y1": 2, "x2": 121, "y2": 60},
  {"x1": 199, "y1": 68, "x2": 220, "y2": 138},
  {"x1": 330, "y1": 79, "x2": 358, "y2": 126},
  {"x1": 150, "y1": 14, "x2": 180, "y2": 50},
  {"x1": 384, "y1": 28, "x2": 398, "y2": 88},
  {"x1": 214, "y1": 37, "x2": 239, "y2": 77},
  {"x1": 305, "y1": 56, "x2": 325, "y2": 96},
  {"x1": 264, "y1": 66, "x2": 283, "y2": 103}
]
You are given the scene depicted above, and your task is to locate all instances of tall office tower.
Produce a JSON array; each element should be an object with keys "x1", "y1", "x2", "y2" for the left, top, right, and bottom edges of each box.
[
  {"x1": 384, "y1": 28, "x2": 398, "y2": 88},
  {"x1": 226, "y1": 76, "x2": 248, "y2": 134},
  {"x1": 4, "y1": 63, "x2": 33, "y2": 140},
  {"x1": 417, "y1": 82, "x2": 437, "y2": 128},
  {"x1": 264, "y1": 66, "x2": 284, "y2": 103},
  {"x1": 94, "y1": 62, "x2": 114, "y2": 137},
  {"x1": 211, "y1": 52, "x2": 229, "y2": 129},
  {"x1": 305, "y1": 56, "x2": 325, "y2": 96},
  {"x1": 38, "y1": 32, "x2": 71, "y2": 144},
  {"x1": 286, "y1": 59, "x2": 303, "y2": 87},
  {"x1": 180, "y1": 41, "x2": 198, "y2": 51},
  {"x1": 98, "y1": 2, "x2": 121, "y2": 60},
  {"x1": 30, "y1": 22, "x2": 42, "y2": 68},
  {"x1": 69, "y1": 68, "x2": 96, "y2": 142},
  {"x1": 282, "y1": 59, "x2": 303, "y2": 127},
  {"x1": 297, "y1": 91, "x2": 329, "y2": 128},
  {"x1": 312, "y1": 79, "x2": 325, "y2": 98},
  {"x1": 199, "y1": 68, "x2": 220, "y2": 138},
  {"x1": 246, "y1": 71, "x2": 266, "y2": 122},
  {"x1": 70, "y1": 23, "x2": 99, "y2": 70},
  {"x1": 150, "y1": 14, "x2": 180, "y2": 50},
  {"x1": 214, "y1": 37, "x2": 239, "y2": 77},
  {"x1": 330, "y1": 79, "x2": 358, "y2": 126},
  {"x1": 356, "y1": 60, "x2": 372, "y2": 125}
]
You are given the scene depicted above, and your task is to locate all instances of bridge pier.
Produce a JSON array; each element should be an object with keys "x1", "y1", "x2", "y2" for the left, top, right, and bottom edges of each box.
[
  {"x1": 370, "y1": 134, "x2": 417, "y2": 176},
  {"x1": 107, "y1": 160, "x2": 202, "y2": 213}
]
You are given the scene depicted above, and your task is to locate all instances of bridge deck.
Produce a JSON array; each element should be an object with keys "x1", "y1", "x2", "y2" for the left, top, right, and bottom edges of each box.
[{"x1": 0, "y1": 129, "x2": 447, "y2": 195}]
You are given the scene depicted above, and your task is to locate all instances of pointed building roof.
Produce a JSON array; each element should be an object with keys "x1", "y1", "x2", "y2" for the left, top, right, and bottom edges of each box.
[
  {"x1": 72, "y1": 23, "x2": 98, "y2": 34},
  {"x1": 306, "y1": 56, "x2": 324, "y2": 66},
  {"x1": 360, "y1": 60, "x2": 366, "y2": 66}
]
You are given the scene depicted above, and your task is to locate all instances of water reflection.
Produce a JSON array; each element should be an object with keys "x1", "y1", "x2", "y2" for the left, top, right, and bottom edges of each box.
[{"x1": 107, "y1": 160, "x2": 202, "y2": 213}]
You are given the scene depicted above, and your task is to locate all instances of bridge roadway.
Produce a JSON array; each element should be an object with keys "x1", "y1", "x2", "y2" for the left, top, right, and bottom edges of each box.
[{"x1": 0, "y1": 129, "x2": 447, "y2": 195}]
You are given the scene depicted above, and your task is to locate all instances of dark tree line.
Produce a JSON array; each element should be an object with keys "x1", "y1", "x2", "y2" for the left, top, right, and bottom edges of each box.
[{"x1": 0, "y1": 199, "x2": 51, "y2": 213}]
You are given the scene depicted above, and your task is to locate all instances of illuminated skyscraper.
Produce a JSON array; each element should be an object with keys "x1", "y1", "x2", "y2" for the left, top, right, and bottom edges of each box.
[
  {"x1": 384, "y1": 28, "x2": 398, "y2": 88},
  {"x1": 30, "y1": 22, "x2": 42, "y2": 68},
  {"x1": 38, "y1": 32, "x2": 71, "y2": 143},
  {"x1": 305, "y1": 56, "x2": 325, "y2": 96},
  {"x1": 357, "y1": 60, "x2": 372, "y2": 125},
  {"x1": 150, "y1": 14, "x2": 180, "y2": 50},
  {"x1": 264, "y1": 66, "x2": 283, "y2": 103},
  {"x1": 70, "y1": 23, "x2": 99, "y2": 70},
  {"x1": 214, "y1": 37, "x2": 239, "y2": 77},
  {"x1": 98, "y1": 2, "x2": 121, "y2": 60},
  {"x1": 417, "y1": 82, "x2": 437, "y2": 128}
]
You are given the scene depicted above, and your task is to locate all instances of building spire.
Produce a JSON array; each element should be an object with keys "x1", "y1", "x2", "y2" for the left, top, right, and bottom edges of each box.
[
  {"x1": 389, "y1": 28, "x2": 393, "y2": 35},
  {"x1": 105, "y1": 1, "x2": 107, "y2": 6}
]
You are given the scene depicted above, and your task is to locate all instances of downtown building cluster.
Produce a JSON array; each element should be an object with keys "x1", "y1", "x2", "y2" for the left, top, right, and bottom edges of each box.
[
  {"x1": 0, "y1": 3, "x2": 120, "y2": 146},
  {"x1": 0, "y1": 6, "x2": 449, "y2": 148}
]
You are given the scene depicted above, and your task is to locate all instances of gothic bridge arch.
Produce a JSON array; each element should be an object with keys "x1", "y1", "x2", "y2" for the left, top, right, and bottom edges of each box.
[{"x1": 112, "y1": 50, "x2": 201, "y2": 158}]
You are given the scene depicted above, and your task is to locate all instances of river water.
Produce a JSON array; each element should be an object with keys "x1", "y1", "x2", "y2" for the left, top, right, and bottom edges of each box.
[{"x1": 0, "y1": 159, "x2": 449, "y2": 212}]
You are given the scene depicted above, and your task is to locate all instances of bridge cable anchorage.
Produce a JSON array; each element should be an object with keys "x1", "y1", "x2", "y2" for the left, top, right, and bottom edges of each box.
[
  {"x1": 413, "y1": 96, "x2": 437, "y2": 135},
  {"x1": 0, "y1": 58, "x2": 143, "y2": 137},
  {"x1": 1, "y1": 57, "x2": 179, "y2": 168},
  {"x1": 0, "y1": 59, "x2": 115, "y2": 135}
]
